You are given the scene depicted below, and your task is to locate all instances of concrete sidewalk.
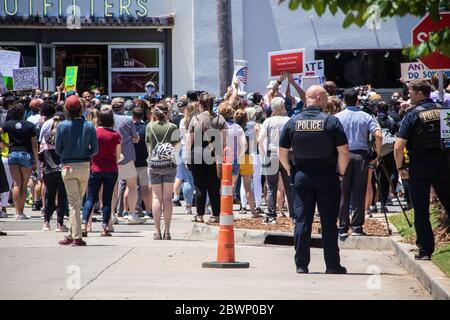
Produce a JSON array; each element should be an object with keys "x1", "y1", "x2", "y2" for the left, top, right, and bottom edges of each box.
[{"x1": 0, "y1": 207, "x2": 430, "y2": 300}]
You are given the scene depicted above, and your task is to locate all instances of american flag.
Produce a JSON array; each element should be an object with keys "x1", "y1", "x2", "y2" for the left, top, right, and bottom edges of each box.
[{"x1": 236, "y1": 67, "x2": 248, "y2": 85}]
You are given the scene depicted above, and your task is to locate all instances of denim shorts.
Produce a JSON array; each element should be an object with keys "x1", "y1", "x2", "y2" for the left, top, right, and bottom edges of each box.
[{"x1": 8, "y1": 151, "x2": 33, "y2": 168}]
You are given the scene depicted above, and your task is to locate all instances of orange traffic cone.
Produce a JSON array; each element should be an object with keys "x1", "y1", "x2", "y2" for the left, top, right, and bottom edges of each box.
[{"x1": 202, "y1": 147, "x2": 249, "y2": 269}]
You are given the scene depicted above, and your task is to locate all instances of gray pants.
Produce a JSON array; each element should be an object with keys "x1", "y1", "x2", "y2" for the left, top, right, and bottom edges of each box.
[
  {"x1": 265, "y1": 162, "x2": 294, "y2": 218},
  {"x1": 338, "y1": 151, "x2": 369, "y2": 233}
]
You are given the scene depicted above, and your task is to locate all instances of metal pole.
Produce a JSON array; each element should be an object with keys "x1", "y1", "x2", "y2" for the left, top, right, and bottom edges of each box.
[
  {"x1": 439, "y1": 70, "x2": 444, "y2": 103},
  {"x1": 217, "y1": 0, "x2": 234, "y2": 96}
]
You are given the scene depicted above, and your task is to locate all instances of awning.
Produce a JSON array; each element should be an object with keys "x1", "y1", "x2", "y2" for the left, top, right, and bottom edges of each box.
[{"x1": 0, "y1": 15, "x2": 174, "y2": 29}]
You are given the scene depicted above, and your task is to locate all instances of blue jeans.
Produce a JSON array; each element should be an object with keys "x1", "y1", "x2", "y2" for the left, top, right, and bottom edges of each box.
[
  {"x1": 82, "y1": 171, "x2": 118, "y2": 228},
  {"x1": 8, "y1": 151, "x2": 33, "y2": 168}
]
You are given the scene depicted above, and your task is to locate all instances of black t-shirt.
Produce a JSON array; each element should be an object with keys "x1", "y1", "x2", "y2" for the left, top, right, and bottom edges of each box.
[
  {"x1": 1, "y1": 120, "x2": 36, "y2": 153},
  {"x1": 134, "y1": 121, "x2": 149, "y2": 168},
  {"x1": 172, "y1": 113, "x2": 183, "y2": 128}
]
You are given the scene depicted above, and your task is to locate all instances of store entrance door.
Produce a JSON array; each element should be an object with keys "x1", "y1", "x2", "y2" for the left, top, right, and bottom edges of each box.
[{"x1": 55, "y1": 45, "x2": 108, "y2": 94}]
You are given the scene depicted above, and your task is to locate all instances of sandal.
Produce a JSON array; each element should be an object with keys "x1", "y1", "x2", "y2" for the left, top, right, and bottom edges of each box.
[
  {"x1": 101, "y1": 228, "x2": 112, "y2": 237},
  {"x1": 163, "y1": 233, "x2": 171, "y2": 240},
  {"x1": 153, "y1": 232, "x2": 162, "y2": 240},
  {"x1": 192, "y1": 215, "x2": 204, "y2": 223}
]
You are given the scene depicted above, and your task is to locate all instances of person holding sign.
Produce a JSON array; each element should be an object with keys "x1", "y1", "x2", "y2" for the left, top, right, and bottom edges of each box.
[{"x1": 394, "y1": 80, "x2": 450, "y2": 260}]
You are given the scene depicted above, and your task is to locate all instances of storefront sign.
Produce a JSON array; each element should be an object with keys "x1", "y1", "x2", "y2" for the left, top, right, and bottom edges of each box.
[
  {"x1": 12, "y1": 67, "x2": 39, "y2": 90},
  {"x1": 441, "y1": 109, "x2": 450, "y2": 149},
  {"x1": 268, "y1": 49, "x2": 305, "y2": 78},
  {"x1": 0, "y1": 0, "x2": 150, "y2": 18},
  {"x1": 401, "y1": 62, "x2": 450, "y2": 82},
  {"x1": 64, "y1": 66, "x2": 78, "y2": 91},
  {"x1": 0, "y1": 50, "x2": 21, "y2": 78},
  {"x1": 233, "y1": 59, "x2": 248, "y2": 95}
]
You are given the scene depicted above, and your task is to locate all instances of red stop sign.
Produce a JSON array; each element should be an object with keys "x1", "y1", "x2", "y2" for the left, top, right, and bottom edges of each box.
[{"x1": 412, "y1": 12, "x2": 450, "y2": 70}]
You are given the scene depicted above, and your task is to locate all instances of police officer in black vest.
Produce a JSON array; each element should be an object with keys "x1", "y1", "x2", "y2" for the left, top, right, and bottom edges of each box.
[
  {"x1": 279, "y1": 85, "x2": 350, "y2": 274},
  {"x1": 394, "y1": 79, "x2": 450, "y2": 260}
]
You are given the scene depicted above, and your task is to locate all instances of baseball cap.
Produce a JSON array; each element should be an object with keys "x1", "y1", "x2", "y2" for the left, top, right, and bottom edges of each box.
[
  {"x1": 266, "y1": 80, "x2": 280, "y2": 89},
  {"x1": 124, "y1": 99, "x2": 136, "y2": 111},
  {"x1": 177, "y1": 96, "x2": 188, "y2": 108},
  {"x1": 145, "y1": 81, "x2": 155, "y2": 88},
  {"x1": 65, "y1": 95, "x2": 81, "y2": 112}
]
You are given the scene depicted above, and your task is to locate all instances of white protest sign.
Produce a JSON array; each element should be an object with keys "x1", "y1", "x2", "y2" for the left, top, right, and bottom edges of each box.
[
  {"x1": 0, "y1": 50, "x2": 21, "y2": 77},
  {"x1": 401, "y1": 62, "x2": 450, "y2": 82},
  {"x1": 13, "y1": 67, "x2": 39, "y2": 90},
  {"x1": 233, "y1": 59, "x2": 248, "y2": 95},
  {"x1": 304, "y1": 60, "x2": 324, "y2": 77},
  {"x1": 440, "y1": 109, "x2": 450, "y2": 149},
  {"x1": 301, "y1": 76, "x2": 321, "y2": 91},
  {"x1": 0, "y1": 72, "x2": 7, "y2": 95}
]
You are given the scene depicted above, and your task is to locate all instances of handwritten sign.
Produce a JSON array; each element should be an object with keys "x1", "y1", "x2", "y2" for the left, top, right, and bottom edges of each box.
[
  {"x1": 401, "y1": 62, "x2": 450, "y2": 82},
  {"x1": 0, "y1": 50, "x2": 21, "y2": 77},
  {"x1": 64, "y1": 66, "x2": 78, "y2": 92},
  {"x1": 12, "y1": 67, "x2": 39, "y2": 90},
  {"x1": 268, "y1": 49, "x2": 305, "y2": 78}
]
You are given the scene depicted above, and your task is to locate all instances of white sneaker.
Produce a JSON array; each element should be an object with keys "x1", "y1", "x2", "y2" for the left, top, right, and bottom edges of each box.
[
  {"x1": 122, "y1": 212, "x2": 129, "y2": 221},
  {"x1": 128, "y1": 213, "x2": 144, "y2": 225},
  {"x1": 112, "y1": 215, "x2": 119, "y2": 225},
  {"x1": 15, "y1": 214, "x2": 30, "y2": 220},
  {"x1": 185, "y1": 208, "x2": 193, "y2": 215},
  {"x1": 205, "y1": 207, "x2": 212, "y2": 215},
  {"x1": 42, "y1": 222, "x2": 51, "y2": 231}
]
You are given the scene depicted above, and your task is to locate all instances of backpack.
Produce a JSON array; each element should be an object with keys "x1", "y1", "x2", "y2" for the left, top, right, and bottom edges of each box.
[
  {"x1": 149, "y1": 123, "x2": 176, "y2": 169},
  {"x1": 44, "y1": 117, "x2": 63, "y2": 146},
  {"x1": 380, "y1": 127, "x2": 396, "y2": 157}
]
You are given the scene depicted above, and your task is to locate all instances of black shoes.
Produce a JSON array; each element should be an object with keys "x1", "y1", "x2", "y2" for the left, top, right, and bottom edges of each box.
[
  {"x1": 325, "y1": 266, "x2": 347, "y2": 274},
  {"x1": 172, "y1": 199, "x2": 182, "y2": 207},
  {"x1": 296, "y1": 267, "x2": 309, "y2": 274},
  {"x1": 414, "y1": 253, "x2": 432, "y2": 261}
]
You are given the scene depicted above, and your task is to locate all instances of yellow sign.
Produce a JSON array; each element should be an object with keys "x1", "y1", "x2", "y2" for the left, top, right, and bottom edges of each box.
[{"x1": 64, "y1": 66, "x2": 78, "y2": 92}]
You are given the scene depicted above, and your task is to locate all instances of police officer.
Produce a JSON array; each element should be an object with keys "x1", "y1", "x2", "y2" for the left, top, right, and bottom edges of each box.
[
  {"x1": 279, "y1": 85, "x2": 350, "y2": 274},
  {"x1": 394, "y1": 79, "x2": 450, "y2": 260}
]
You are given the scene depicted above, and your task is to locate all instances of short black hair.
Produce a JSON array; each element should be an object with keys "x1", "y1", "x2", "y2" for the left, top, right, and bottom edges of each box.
[
  {"x1": 343, "y1": 88, "x2": 359, "y2": 106},
  {"x1": 97, "y1": 108, "x2": 115, "y2": 128},
  {"x1": 40, "y1": 101, "x2": 56, "y2": 118},
  {"x1": 252, "y1": 92, "x2": 263, "y2": 105},
  {"x1": 187, "y1": 90, "x2": 198, "y2": 102},
  {"x1": 8, "y1": 103, "x2": 25, "y2": 120}
]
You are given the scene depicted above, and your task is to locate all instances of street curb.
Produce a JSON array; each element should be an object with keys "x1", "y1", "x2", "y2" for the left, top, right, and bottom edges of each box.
[
  {"x1": 390, "y1": 236, "x2": 450, "y2": 300},
  {"x1": 190, "y1": 224, "x2": 450, "y2": 300}
]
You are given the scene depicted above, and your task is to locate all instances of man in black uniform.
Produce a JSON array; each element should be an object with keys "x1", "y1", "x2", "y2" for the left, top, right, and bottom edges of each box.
[
  {"x1": 394, "y1": 79, "x2": 450, "y2": 260},
  {"x1": 279, "y1": 85, "x2": 350, "y2": 274}
]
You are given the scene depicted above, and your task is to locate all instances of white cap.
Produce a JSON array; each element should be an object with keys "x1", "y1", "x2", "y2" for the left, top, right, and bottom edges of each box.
[{"x1": 266, "y1": 80, "x2": 280, "y2": 89}]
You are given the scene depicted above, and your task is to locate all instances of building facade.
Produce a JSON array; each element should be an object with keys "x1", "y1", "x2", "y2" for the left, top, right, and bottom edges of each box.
[{"x1": 0, "y1": 0, "x2": 421, "y2": 96}]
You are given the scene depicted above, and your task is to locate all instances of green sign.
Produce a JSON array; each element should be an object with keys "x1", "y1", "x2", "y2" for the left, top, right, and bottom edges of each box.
[
  {"x1": 64, "y1": 66, "x2": 78, "y2": 92},
  {"x1": 3, "y1": 76, "x2": 13, "y2": 90}
]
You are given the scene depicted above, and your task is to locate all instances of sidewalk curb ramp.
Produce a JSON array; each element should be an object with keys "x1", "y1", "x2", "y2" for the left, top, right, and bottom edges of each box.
[{"x1": 191, "y1": 224, "x2": 450, "y2": 300}]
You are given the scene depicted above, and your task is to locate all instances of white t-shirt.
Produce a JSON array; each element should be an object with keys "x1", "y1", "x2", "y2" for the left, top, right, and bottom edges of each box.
[
  {"x1": 27, "y1": 114, "x2": 41, "y2": 125},
  {"x1": 259, "y1": 115, "x2": 290, "y2": 156},
  {"x1": 39, "y1": 118, "x2": 55, "y2": 151}
]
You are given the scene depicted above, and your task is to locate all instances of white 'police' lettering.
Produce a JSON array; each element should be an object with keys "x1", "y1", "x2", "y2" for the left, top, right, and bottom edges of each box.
[{"x1": 296, "y1": 120, "x2": 324, "y2": 132}]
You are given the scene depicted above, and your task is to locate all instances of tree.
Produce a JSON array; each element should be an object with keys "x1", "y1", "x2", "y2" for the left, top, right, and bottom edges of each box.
[
  {"x1": 217, "y1": 0, "x2": 234, "y2": 96},
  {"x1": 278, "y1": 0, "x2": 450, "y2": 59}
]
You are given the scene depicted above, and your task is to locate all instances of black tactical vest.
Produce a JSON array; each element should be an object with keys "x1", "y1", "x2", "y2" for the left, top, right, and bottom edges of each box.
[
  {"x1": 408, "y1": 101, "x2": 442, "y2": 160},
  {"x1": 292, "y1": 111, "x2": 335, "y2": 161}
]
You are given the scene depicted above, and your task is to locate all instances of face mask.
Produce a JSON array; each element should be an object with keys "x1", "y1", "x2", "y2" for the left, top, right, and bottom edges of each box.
[
  {"x1": 95, "y1": 94, "x2": 100, "y2": 99},
  {"x1": 125, "y1": 110, "x2": 132, "y2": 117},
  {"x1": 146, "y1": 86, "x2": 156, "y2": 94}
]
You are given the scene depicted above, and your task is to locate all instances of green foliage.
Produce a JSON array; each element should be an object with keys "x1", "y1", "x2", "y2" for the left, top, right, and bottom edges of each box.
[
  {"x1": 432, "y1": 244, "x2": 450, "y2": 277},
  {"x1": 279, "y1": 0, "x2": 450, "y2": 59}
]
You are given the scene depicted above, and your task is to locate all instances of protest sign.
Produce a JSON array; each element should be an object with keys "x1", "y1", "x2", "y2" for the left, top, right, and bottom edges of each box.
[
  {"x1": 0, "y1": 50, "x2": 21, "y2": 77},
  {"x1": 401, "y1": 62, "x2": 450, "y2": 82},
  {"x1": 304, "y1": 60, "x2": 324, "y2": 77},
  {"x1": 441, "y1": 109, "x2": 450, "y2": 149},
  {"x1": 268, "y1": 49, "x2": 305, "y2": 78},
  {"x1": 233, "y1": 59, "x2": 248, "y2": 95},
  {"x1": 0, "y1": 72, "x2": 7, "y2": 94},
  {"x1": 301, "y1": 76, "x2": 321, "y2": 91},
  {"x1": 64, "y1": 66, "x2": 78, "y2": 92},
  {"x1": 12, "y1": 67, "x2": 39, "y2": 90}
]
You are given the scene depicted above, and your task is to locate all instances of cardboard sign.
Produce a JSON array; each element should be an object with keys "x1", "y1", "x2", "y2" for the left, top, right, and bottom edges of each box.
[
  {"x1": 0, "y1": 50, "x2": 21, "y2": 77},
  {"x1": 401, "y1": 62, "x2": 450, "y2": 82},
  {"x1": 268, "y1": 49, "x2": 305, "y2": 78},
  {"x1": 233, "y1": 59, "x2": 248, "y2": 95},
  {"x1": 441, "y1": 109, "x2": 450, "y2": 149},
  {"x1": 64, "y1": 66, "x2": 78, "y2": 92},
  {"x1": 12, "y1": 67, "x2": 39, "y2": 90}
]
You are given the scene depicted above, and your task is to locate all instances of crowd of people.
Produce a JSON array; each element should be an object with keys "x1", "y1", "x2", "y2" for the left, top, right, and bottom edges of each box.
[{"x1": 0, "y1": 74, "x2": 449, "y2": 260}]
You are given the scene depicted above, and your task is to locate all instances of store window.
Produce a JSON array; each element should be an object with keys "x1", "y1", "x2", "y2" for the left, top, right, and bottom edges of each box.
[
  {"x1": 108, "y1": 44, "x2": 163, "y2": 97},
  {"x1": 315, "y1": 50, "x2": 407, "y2": 89}
]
